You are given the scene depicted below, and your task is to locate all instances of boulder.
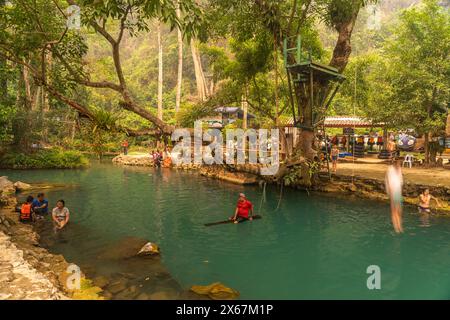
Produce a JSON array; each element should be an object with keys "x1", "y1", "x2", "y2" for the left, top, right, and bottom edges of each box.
[
  {"x1": 92, "y1": 275, "x2": 110, "y2": 288},
  {"x1": 101, "y1": 290, "x2": 113, "y2": 300},
  {"x1": 149, "y1": 291, "x2": 172, "y2": 300},
  {"x1": 114, "y1": 285, "x2": 139, "y2": 300},
  {"x1": 97, "y1": 237, "x2": 160, "y2": 260},
  {"x1": 137, "y1": 242, "x2": 160, "y2": 256},
  {"x1": 190, "y1": 282, "x2": 239, "y2": 300},
  {"x1": 13, "y1": 181, "x2": 32, "y2": 192},
  {"x1": 0, "y1": 176, "x2": 15, "y2": 194},
  {"x1": 107, "y1": 280, "x2": 128, "y2": 294},
  {"x1": 136, "y1": 293, "x2": 150, "y2": 300}
]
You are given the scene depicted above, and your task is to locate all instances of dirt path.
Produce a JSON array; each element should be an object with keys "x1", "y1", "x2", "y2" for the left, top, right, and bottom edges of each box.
[{"x1": 336, "y1": 161, "x2": 450, "y2": 188}]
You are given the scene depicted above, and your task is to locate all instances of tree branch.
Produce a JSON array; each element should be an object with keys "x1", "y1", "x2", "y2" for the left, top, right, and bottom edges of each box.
[
  {"x1": 51, "y1": 50, "x2": 122, "y2": 91},
  {"x1": 117, "y1": 5, "x2": 132, "y2": 44},
  {"x1": 287, "y1": 0, "x2": 298, "y2": 35}
]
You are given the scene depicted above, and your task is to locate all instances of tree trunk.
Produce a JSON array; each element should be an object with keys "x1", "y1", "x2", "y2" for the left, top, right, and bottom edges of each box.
[
  {"x1": 329, "y1": 8, "x2": 360, "y2": 72},
  {"x1": 33, "y1": 86, "x2": 41, "y2": 111},
  {"x1": 446, "y1": 114, "x2": 450, "y2": 137},
  {"x1": 0, "y1": 1, "x2": 5, "y2": 102},
  {"x1": 43, "y1": 51, "x2": 51, "y2": 112},
  {"x1": 424, "y1": 88, "x2": 436, "y2": 164},
  {"x1": 190, "y1": 39, "x2": 208, "y2": 101},
  {"x1": 0, "y1": 59, "x2": 6, "y2": 103},
  {"x1": 157, "y1": 21, "x2": 163, "y2": 121},
  {"x1": 424, "y1": 132, "x2": 430, "y2": 164},
  {"x1": 23, "y1": 65, "x2": 32, "y2": 109},
  {"x1": 175, "y1": 2, "x2": 183, "y2": 113}
]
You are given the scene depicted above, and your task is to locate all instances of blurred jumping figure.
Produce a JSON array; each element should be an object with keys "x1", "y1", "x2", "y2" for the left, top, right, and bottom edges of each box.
[{"x1": 385, "y1": 161, "x2": 403, "y2": 233}]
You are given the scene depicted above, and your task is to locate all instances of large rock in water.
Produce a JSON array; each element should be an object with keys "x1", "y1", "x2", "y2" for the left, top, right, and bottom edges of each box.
[
  {"x1": 112, "y1": 155, "x2": 154, "y2": 167},
  {"x1": 190, "y1": 282, "x2": 240, "y2": 300},
  {"x1": 97, "y1": 237, "x2": 160, "y2": 260},
  {"x1": 137, "y1": 242, "x2": 160, "y2": 256},
  {"x1": 0, "y1": 176, "x2": 15, "y2": 194},
  {"x1": 13, "y1": 181, "x2": 32, "y2": 192}
]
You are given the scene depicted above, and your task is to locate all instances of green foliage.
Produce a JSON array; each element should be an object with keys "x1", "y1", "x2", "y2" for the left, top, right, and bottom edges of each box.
[
  {"x1": 176, "y1": 101, "x2": 216, "y2": 128},
  {"x1": 80, "y1": 0, "x2": 203, "y2": 39},
  {"x1": 0, "y1": 104, "x2": 15, "y2": 143},
  {"x1": 0, "y1": 149, "x2": 89, "y2": 169},
  {"x1": 366, "y1": 0, "x2": 449, "y2": 133},
  {"x1": 80, "y1": 106, "x2": 122, "y2": 158},
  {"x1": 331, "y1": 52, "x2": 382, "y2": 116},
  {"x1": 283, "y1": 165, "x2": 302, "y2": 186}
]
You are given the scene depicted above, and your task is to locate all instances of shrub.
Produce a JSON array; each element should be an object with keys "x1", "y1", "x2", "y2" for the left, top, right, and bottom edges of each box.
[{"x1": 0, "y1": 149, "x2": 89, "y2": 169}]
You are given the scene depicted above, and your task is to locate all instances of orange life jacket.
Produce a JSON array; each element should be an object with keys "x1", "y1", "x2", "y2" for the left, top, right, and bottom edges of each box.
[{"x1": 20, "y1": 203, "x2": 32, "y2": 220}]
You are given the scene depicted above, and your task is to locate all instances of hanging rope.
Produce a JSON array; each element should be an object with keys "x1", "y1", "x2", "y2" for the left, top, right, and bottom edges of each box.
[
  {"x1": 258, "y1": 181, "x2": 267, "y2": 214},
  {"x1": 274, "y1": 181, "x2": 284, "y2": 211},
  {"x1": 351, "y1": 65, "x2": 357, "y2": 186}
]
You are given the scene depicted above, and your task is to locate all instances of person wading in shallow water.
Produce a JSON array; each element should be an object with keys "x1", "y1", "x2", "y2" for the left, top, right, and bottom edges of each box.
[
  {"x1": 418, "y1": 188, "x2": 442, "y2": 213},
  {"x1": 385, "y1": 160, "x2": 403, "y2": 233},
  {"x1": 230, "y1": 193, "x2": 254, "y2": 224},
  {"x1": 52, "y1": 200, "x2": 70, "y2": 232}
]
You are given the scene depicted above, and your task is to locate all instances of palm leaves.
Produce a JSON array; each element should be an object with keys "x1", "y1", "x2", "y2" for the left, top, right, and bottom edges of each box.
[{"x1": 89, "y1": 106, "x2": 121, "y2": 134}]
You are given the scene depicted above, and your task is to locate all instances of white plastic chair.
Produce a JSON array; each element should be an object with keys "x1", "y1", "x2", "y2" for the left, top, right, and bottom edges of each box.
[{"x1": 403, "y1": 154, "x2": 413, "y2": 168}]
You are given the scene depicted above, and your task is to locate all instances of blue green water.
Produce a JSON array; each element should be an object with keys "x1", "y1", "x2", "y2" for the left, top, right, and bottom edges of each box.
[{"x1": 3, "y1": 162, "x2": 450, "y2": 299}]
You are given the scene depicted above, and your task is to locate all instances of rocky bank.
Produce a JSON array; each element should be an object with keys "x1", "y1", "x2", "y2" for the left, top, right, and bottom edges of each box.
[
  {"x1": 112, "y1": 154, "x2": 154, "y2": 167},
  {"x1": 0, "y1": 177, "x2": 104, "y2": 300},
  {"x1": 317, "y1": 173, "x2": 450, "y2": 214},
  {"x1": 0, "y1": 194, "x2": 69, "y2": 299}
]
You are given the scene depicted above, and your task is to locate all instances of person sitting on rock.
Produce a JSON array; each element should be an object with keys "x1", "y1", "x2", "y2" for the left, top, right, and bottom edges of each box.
[
  {"x1": 32, "y1": 192, "x2": 49, "y2": 217},
  {"x1": 52, "y1": 199, "x2": 70, "y2": 231},
  {"x1": 19, "y1": 195, "x2": 35, "y2": 223}
]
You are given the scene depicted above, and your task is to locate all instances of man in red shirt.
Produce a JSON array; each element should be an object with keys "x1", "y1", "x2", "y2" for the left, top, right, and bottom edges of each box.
[{"x1": 230, "y1": 193, "x2": 254, "y2": 224}]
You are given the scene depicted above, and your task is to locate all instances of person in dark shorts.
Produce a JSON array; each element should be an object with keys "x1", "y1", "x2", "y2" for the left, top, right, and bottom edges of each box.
[
  {"x1": 32, "y1": 193, "x2": 49, "y2": 216},
  {"x1": 418, "y1": 189, "x2": 441, "y2": 213},
  {"x1": 376, "y1": 135, "x2": 383, "y2": 151},
  {"x1": 331, "y1": 145, "x2": 339, "y2": 173},
  {"x1": 230, "y1": 193, "x2": 254, "y2": 224}
]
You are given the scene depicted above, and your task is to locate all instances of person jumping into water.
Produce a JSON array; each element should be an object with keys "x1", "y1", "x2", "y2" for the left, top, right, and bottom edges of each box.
[
  {"x1": 385, "y1": 160, "x2": 403, "y2": 233},
  {"x1": 230, "y1": 193, "x2": 254, "y2": 224},
  {"x1": 418, "y1": 188, "x2": 441, "y2": 213}
]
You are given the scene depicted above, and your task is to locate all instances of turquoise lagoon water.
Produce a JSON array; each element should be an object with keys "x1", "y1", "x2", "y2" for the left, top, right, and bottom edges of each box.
[{"x1": 3, "y1": 162, "x2": 449, "y2": 299}]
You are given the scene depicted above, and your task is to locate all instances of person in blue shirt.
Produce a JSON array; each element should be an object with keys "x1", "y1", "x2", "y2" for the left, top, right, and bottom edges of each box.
[{"x1": 32, "y1": 193, "x2": 49, "y2": 216}]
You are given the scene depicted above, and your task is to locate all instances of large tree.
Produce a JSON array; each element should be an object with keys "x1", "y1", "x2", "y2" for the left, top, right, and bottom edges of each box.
[
  {"x1": 0, "y1": 0, "x2": 202, "y2": 136},
  {"x1": 201, "y1": 0, "x2": 375, "y2": 184}
]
